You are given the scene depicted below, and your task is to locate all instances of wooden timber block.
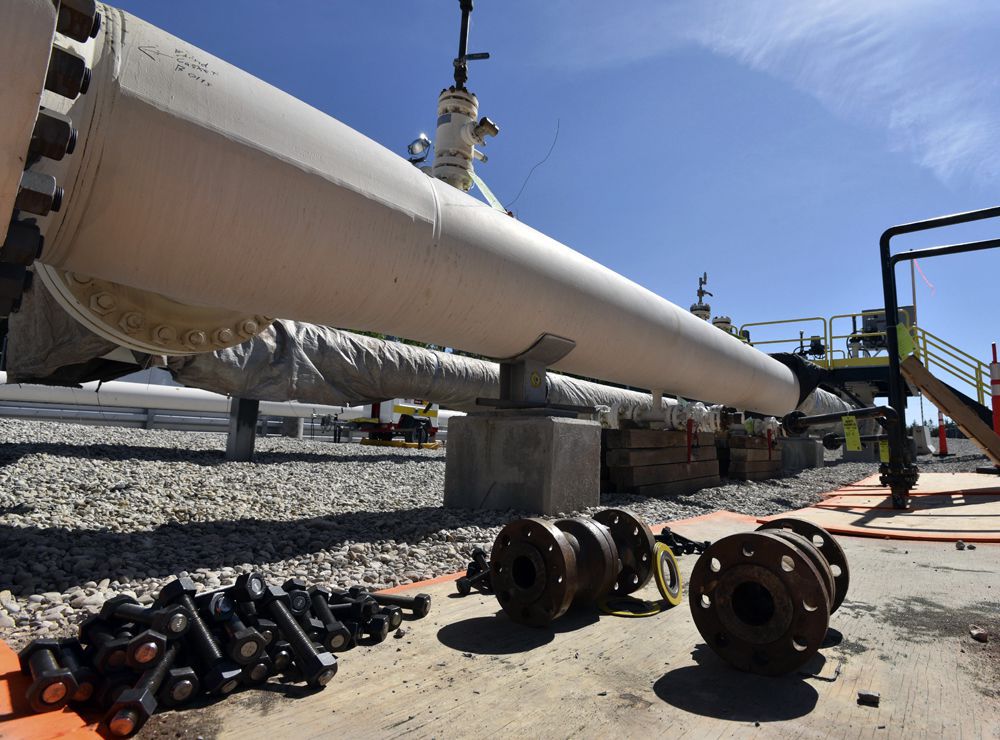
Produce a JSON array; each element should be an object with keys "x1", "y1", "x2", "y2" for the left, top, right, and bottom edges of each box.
[
  {"x1": 623, "y1": 475, "x2": 721, "y2": 497},
  {"x1": 729, "y1": 460, "x2": 782, "y2": 474},
  {"x1": 606, "y1": 444, "x2": 717, "y2": 467},
  {"x1": 603, "y1": 429, "x2": 716, "y2": 449},
  {"x1": 611, "y1": 459, "x2": 720, "y2": 488},
  {"x1": 729, "y1": 447, "x2": 779, "y2": 463},
  {"x1": 727, "y1": 436, "x2": 783, "y2": 450}
]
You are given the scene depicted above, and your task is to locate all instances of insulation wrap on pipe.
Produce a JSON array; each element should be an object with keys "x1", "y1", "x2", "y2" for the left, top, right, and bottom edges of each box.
[{"x1": 25, "y1": 4, "x2": 801, "y2": 415}]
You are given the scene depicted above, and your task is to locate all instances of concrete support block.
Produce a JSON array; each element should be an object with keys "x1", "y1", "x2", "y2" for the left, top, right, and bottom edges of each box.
[
  {"x1": 281, "y1": 416, "x2": 304, "y2": 439},
  {"x1": 444, "y1": 413, "x2": 601, "y2": 515},
  {"x1": 781, "y1": 437, "x2": 824, "y2": 473}
]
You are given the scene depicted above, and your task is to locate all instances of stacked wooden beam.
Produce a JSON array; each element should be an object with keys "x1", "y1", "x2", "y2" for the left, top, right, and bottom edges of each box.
[
  {"x1": 602, "y1": 428, "x2": 720, "y2": 496},
  {"x1": 726, "y1": 434, "x2": 783, "y2": 480}
]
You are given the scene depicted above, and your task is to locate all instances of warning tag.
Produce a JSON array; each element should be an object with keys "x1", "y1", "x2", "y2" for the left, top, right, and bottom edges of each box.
[
  {"x1": 841, "y1": 415, "x2": 862, "y2": 451},
  {"x1": 896, "y1": 323, "x2": 916, "y2": 358},
  {"x1": 879, "y1": 439, "x2": 890, "y2": 462}
]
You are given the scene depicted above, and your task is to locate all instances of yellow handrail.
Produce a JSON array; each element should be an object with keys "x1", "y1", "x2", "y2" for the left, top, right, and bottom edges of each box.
[
  {"x1": 738, "y1": 317, "x2": 830, "y2": 365},
  {"x1": 913, "y1": 326, "x2": 989, "y2": 405},
  {"x1": 735, "y1": 312, "x2": 988, "y2": 405}
]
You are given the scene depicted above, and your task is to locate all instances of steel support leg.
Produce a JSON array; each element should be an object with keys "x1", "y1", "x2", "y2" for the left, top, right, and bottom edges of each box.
[{"x1": 226, "y1": 397, "x2": 259, "y2": 462}]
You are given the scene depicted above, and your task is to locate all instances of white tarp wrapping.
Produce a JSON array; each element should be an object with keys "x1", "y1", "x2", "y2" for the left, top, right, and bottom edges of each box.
[{"x1": 5, "y1": 278, "x2": 664, "y2": 413}]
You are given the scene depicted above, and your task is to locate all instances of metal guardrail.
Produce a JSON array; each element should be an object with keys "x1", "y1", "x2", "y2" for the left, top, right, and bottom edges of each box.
[{"x1": 738, "y1": 312, "x2": 989, "y2": 406}]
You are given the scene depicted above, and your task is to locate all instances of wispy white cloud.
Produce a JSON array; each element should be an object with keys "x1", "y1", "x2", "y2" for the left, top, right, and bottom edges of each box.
[{"x1": 541, "y1": 0, "x2": 1000, "y2": 187}]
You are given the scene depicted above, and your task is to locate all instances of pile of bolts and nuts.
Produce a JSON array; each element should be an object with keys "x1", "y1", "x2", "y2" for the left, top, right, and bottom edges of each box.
[{"x1": 16, "y1": 572, "x2": 431, "y2": 737}]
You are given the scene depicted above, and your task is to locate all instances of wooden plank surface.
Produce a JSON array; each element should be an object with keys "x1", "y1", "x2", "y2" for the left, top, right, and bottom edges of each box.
[
  {"x1": 729, "y1": 459, "x2": 782, "y2": 474},
  {"x1": 901, "y1": 355, "x2": 1000, "y2": 466},
  {"x1": 610, "y1": 460, "x2": 719, "y2": 488},
  {"x1": 606, "y1": 444, "x2": 717, "y2": 467},
  {"x1": 728, "y1": 436, "x2": 782, "y2": 450},
  {"x1": 762, "y1": 471, "x2": 1000, "y2": 542},
  {"x1": 603, "y1": 430, "x2": 715, "y2": 449},
  {"x1": 729, "y1": 447, "x2": 778, "y2": 462},
  {"x1": 625, "y1": 475, "x2": 722, "y2": 497},
  {"x1": 146, "y1": 512, "x2": 1000, "y2": 739}
]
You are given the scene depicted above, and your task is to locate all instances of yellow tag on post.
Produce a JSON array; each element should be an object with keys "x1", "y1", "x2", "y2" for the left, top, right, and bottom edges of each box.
[
  {"x1": 879, "y1": 439, "x2": 890, "y2": 462},
  {"x1": 896, "y1": 323, "x2": 915, "y2": 358},
  {"x1": 841, "y1": 415, "x2": 862, "y2": 451}
]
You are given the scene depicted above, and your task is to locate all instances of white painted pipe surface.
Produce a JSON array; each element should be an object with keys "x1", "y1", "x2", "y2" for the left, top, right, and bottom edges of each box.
[
  {"x1": 0, "y1": 372, "x2": 465, "y2": 424},
  {"x1": 25, "y1": 4, "x2": 800, "y2": 414}
]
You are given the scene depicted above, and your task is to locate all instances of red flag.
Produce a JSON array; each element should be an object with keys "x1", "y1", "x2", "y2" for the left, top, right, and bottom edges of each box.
[{"x1": 914, "y1": 259, "x2": 935, "y2": 296}]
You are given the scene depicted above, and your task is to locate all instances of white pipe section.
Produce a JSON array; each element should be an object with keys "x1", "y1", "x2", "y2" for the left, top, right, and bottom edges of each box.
[
  {"x1": 20, "y1": 4, "x2": 801, "y2": 414},
  {"x1": 0, "y1": 372, "x2": 460, "y2": 425}
]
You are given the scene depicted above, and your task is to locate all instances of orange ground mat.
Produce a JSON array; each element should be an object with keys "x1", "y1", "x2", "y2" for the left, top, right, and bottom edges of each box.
[
  {"x1": 759, "y1": 471, "x2": 1000, "y2": 543},
  {"x1": 0, "y1": 640, "x2": 99, "y2": 738}
]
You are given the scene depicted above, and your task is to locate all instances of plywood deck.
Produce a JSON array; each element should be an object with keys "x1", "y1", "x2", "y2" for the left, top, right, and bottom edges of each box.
[
  {"x1": 138, "y1": 511, "x2": 1000, "y2": 740},
  {"x1": 763, "y1": 472, "x2": 1000, "y2": 542}
]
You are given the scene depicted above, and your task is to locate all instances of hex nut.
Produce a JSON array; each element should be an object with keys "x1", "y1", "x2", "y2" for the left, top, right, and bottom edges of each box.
[
  {"x1": 89, "y1": 291, "x2": 118, "y2": 315},
  {"x1": 125, "y1": 629, "x2": 167, "y2": 670}
]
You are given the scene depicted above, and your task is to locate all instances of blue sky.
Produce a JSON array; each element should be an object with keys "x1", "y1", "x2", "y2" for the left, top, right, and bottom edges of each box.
[{"x1": 114, "y1": 1, "x2": 999, "y2": 412}]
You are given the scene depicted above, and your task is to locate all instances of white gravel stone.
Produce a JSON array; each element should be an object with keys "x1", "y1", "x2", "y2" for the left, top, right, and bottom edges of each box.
[{"x1": 0, "y1": 417, "x2": 987, "y2": 650}]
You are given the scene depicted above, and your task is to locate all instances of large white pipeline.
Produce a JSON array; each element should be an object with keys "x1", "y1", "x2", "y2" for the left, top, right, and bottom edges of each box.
[
  {"x1": 0, "y1": 371, "x2": 467, "y2": 424},
  {"x1": 6, "y1": 3, "x2": 802, "y2": 415}
]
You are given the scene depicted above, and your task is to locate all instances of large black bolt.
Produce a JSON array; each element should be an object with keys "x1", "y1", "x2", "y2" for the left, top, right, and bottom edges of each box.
[
  {"x1": 102, "y1": 642, "x2": 180, "y2": 737},
  {"x1": 158, "y1": 666, "x2": 200, "y2": 708},
  {"x1": 157, "y1": 577, "x2": 240, "y2": 695},
  {"x1": 282, "y1": 578, "x2": 309, "y2": 594},
  {"x1": 327, "y1": 589, "x2": 377, "y2": 621},
  {"x1": 29, "y1": 108, "x2": 78, "y2": 163},
  {"x1": 95, "y1": 671, "x2": 136, "y2": 710},
  {"x1": 45, "y1": 47, "x2": 92, "y2": 100},
  {"x1": 378, "y1": 605, "x2": 404, "y2": 630},
  {"x1": 306, "y1": 587, "x2": 353, "y2": 652},
  {"x1": 285, "y1": 588, "x2": 312, "y2": 617},
  {"x1": 1, "y1": 221, "x2": 45, "y2": 266},
  {"x1": 257, "y1": 585, "x2": 337, "y2": 688},
  {"x1": 101, "y1": 595, "x2": 190, "y2": 638},
  {"x1": 207, "y1": 592, "x2": 266, "y2": 665},
  {"x1": 58, "y1": 639, "x2": 97, "y2": 704},
  {"x1": 0, "y1": 263, "x2": 30, "y2": 317},
  {"x1": 471, "y1": 547, "x2": 490, "y2": 571},
  {"x1": 17, "y1": 640, "x2": 79, "y2": 713},
  {"x1": 267, "y1": 640, "x2": 294, "y2": 675},
  {"x1": 79, "y1": 616, "x2": 129, "y2": 673},
  {"x1": 15, "y1": 170, "x2": 63, "y2": 216},
  {"x1": 239, "y1": 653, "x2": 274, "y2": 686},
  {"x1": 349, "y1": 587, "x2": 432, "y2": 619},
  {"x1": 362, "y1": 614, "x2": 390, "y2": 644},
  {"x1": 123, "y1": 628, "x2": 168, "y2": 671},
  {"x1": 456, "y1": 568, "x2": 491, "y2": 596},
  {"x1": 249, "y1": 616, "x2": 277, "y2": 648},
  {"x1": 230, "y1": 572, "x2": 268, "y2": 602},
  {"x1": 56, "y1": 0, "x2": 102, "y2": 42}
]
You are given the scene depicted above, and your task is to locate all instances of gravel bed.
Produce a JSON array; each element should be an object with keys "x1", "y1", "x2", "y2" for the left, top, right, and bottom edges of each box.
[{"x1": 0, "y1": 419, "x2": 988, "y2": 649}]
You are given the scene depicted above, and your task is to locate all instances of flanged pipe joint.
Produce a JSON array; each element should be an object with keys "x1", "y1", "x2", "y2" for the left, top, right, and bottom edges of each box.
[
  {"x1": 688, "y1": 517, "x2": 850, "y2": 675},
  {"x1": 489, "y1": 509, "x2": 656, "y2": 626}
]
